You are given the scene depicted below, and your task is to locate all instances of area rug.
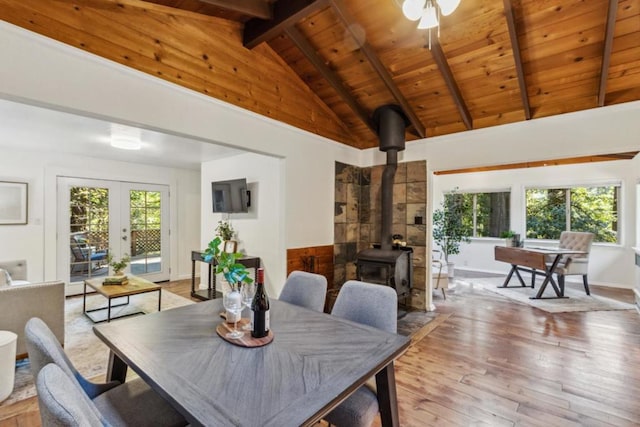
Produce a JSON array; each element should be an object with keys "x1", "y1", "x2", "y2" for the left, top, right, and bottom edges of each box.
[
  {"x1": 460, "y1": 276, "x2": 636, "y2": 313},
  {"x1": 2, "y1": 289, "x2": 194, "y2": 407}
]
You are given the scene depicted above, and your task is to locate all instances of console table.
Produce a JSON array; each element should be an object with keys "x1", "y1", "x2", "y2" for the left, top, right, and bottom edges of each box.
[{"x1": 190, "y1": 251, "x2": 261, "y2": 301}]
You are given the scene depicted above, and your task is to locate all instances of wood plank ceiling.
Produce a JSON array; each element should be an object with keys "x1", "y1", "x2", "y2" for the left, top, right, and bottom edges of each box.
[{"x1": 1, "y1": 0, "x2": 639, "y2": 150}]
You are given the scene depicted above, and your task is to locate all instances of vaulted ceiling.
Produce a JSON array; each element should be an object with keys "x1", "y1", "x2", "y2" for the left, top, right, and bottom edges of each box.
[{"x1": 1, "y1": 0, "x2": 639, "y2": 149}]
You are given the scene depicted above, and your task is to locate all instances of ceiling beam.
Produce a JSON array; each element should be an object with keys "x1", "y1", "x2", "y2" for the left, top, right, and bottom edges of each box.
[
  {"x1": 503, "y1": 0, "x2": 531, "y2": 120},
  {"x1": 434, "y1": 151, "x2": 639, "y2": 175},
  {"x1": 243, "y1": 0, "x2": 328, "y2": 49},
  {"x1": 431, "y1": 40, "x2": 472, "y2": 130},
  {"x1": 329, "y1": 0, "x2": 426, "y2": 138},
  {"x1": 598, "y1": 0, "x2": 619, "y2": 107},
  {"x1": 285, "y1": 26, "x2": 376, "y2": 135},
  {"x1": 198, "y1": 0, "x2": 272, "y2": 19}
]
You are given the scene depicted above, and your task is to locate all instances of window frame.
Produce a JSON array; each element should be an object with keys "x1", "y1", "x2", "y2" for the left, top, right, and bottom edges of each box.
[
  {"x1": 524, "y1": 181, "x2": 622, "y2": 244},
  {"x1": 444, "y1": 188, "x2": 512, "y2": 238}
]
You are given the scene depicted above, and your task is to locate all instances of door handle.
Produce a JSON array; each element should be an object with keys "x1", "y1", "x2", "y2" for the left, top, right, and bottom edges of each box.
[{"x1": 122, "y1": 235, "x2": 128, "y2": 241}]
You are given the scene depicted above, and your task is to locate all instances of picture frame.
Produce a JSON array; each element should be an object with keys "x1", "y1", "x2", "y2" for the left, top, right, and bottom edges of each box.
[
  {"x1": 0, "y1": 181, "x2": 28, "y2": 225},
  {"x1": 223, "y1": 240, "x2": 237, "y2": 254}
]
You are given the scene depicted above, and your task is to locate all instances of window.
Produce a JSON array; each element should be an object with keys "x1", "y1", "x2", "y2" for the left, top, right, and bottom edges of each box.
[
  {"x1": 525, "y1": 185, "x2": 619, "y2": 243},
  {"x1": 444, "y1": 191, "x2": 510, "y2": 238}
]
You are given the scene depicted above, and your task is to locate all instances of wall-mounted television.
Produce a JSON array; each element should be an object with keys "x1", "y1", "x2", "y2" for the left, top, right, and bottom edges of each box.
[{"x1": 211, "y1": 178, "x2": 250, "y2": 213}]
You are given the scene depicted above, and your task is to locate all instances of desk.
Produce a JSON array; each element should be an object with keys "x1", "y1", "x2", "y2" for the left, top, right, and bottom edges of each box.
[
  {"x1": 494, "y1": 246, "x2": 586, "y2": 299},
  {"x1": 93, "y1": 299, "x2": 410, "y2": 427},
  {"x1": 190, "y1": 251, "x2": 260, "y2": 300}
]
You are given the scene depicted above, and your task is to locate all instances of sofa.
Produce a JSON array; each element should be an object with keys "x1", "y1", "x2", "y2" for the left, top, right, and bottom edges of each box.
[{"x1": 0, "y1": 260, "x2": 65, "y2": 359}]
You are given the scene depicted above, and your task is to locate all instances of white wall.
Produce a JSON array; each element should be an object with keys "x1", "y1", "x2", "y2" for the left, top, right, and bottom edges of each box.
[
  {"x1": 201, "y1": 153, "x2": 285, "y2": 296},
  {"x1": 0, "y1": 148, "x2": 200, "y2": 282}
]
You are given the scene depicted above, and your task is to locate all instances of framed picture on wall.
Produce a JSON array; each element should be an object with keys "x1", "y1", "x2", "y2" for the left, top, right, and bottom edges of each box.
[{"x1": 0, "y1": 181, "x2": 28, "y2": 225}]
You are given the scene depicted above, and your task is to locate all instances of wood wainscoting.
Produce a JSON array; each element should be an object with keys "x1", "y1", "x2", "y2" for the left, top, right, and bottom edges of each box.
[{"x1": 287, "y1": 245, "x2": 334, "y2": 311}]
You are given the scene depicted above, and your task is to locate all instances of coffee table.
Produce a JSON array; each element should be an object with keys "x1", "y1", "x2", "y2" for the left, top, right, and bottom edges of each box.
[{"x1": 83, "y1": 276, "x2": 161, "y2": 323}]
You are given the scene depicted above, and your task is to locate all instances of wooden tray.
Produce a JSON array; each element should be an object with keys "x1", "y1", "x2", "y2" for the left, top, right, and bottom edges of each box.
[{"x1": 216, "y1": 320, "x2": 273, "y2": 347}]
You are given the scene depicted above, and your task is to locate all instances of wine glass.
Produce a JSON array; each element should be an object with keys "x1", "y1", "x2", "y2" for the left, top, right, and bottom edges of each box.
[
  {"x1": 240, "y1": 281, "x2": 256, "y2": 331},
  {"x1": 223, "y1": 287, "x2": 244, "y2": 339}
]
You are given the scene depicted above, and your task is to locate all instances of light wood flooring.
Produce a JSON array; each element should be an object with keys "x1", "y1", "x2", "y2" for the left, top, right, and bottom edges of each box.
[{"x1": 1, "y1": 278, "x2": 638, "y2": 426}]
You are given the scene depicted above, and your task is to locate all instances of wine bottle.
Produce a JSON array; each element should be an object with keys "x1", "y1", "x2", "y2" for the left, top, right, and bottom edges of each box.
[{"x1": 251, "y1": 267, "x2": 270, "y2": 338}]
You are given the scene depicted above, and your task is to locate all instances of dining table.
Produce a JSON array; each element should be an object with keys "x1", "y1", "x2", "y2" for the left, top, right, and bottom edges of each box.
[{"x1": 93, "y1": 298, "x2": 410, "y2": 427}]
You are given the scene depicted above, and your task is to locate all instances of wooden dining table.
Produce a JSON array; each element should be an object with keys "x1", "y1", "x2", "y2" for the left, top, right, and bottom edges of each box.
[{"x1": 93, "y1": 298, "x2": 410, "y2": 427}]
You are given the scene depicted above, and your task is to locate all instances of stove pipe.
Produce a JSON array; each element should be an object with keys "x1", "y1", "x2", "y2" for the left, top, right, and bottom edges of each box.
[{"x1": 372, "y1": 105, "x2": 409, "y2": 251}]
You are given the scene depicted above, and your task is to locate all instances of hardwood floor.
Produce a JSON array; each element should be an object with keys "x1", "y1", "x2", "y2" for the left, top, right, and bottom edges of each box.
[{"x1": 2, "y1": 278, "x2": 638, "y2": 426}]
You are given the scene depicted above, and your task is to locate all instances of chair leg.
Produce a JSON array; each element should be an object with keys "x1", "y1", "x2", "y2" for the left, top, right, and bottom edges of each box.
[
  {"x1": 558, "y1": 275, "x2": 565, "y2": 295},
  {"x1": 441, "y1": 288, "x2": 446, "y2": 300},
  {"x1": 582, "y1": 275, "x2": 590, "y2": 295}
]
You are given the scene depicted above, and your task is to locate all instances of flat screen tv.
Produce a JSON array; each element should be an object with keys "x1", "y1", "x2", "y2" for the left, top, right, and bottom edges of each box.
[{"x1": 211, "y1": 178, "x2": 250, "y2": 213}]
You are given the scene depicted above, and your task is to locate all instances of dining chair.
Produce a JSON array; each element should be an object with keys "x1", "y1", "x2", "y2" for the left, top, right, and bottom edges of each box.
[
  {"x1": 36, "y1": 363, "x2": 105, "y2": 426},
  {"x1": 278, "y1": 270, "x2": 328, "y2": 312},
  {"x1": 25, "y1": 317, "x2": 187, "y2": 427},
  {"x1": 432, "y1": 249, "x2": 447, "y2": 299},
  {"x1": 325, "y1": 280, "x2": 397, "y2": 427}
]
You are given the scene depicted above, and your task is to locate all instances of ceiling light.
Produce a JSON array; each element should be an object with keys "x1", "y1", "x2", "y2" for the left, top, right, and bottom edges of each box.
[
  {"x1": 402, "y1": 0, "x2": 461, "y2": 49},
  {"x1": 110, "y1": 124, "x2": 142, "y2": 150}
]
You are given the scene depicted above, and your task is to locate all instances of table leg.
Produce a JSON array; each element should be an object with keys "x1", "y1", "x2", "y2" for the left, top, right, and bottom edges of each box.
[
  {"x1": 376, "y1": 362, "x2": 400, "y2": 427},
  {"x1": 107, "y1": 298, "x2": 112, "y2": 322},
  {"x1": 158, "y1": 288, "x2": 162, "y2": 312},
  {"x1": 532, "y1": 255, "x2": 565, "y2": 299},
  {"x1": 191, "y1": 259, "x2": 196, "y2": 296},
  {"x1": 106, "y1": 350, "x2": 128, "y2": 383},
  {"x1": 83, "y1": 282, "x2": 87, "y2": 314},
  {"x1": 499, "y1": 265, "x2": 527, "y2": 288}
]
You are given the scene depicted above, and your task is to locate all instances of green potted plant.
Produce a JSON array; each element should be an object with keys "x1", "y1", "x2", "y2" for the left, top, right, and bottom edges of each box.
[
  {"x1": 432, "y1": 192, "x2": 471, "y2": 278},
  {"x1": 106, "y1": 253, "x2": 131, "y2": 276},
  {"x1": 216, "y1": 220, "x2": 235, "y2": 242},
  {"x1": 203, "y1": 236, "x2": 252, "y2": 287},
  {"x1": 500, "y1": 230, "x2": 517, "y2": 247}
]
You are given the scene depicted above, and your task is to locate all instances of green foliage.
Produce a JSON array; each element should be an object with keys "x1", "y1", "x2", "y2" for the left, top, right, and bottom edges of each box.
[
  {"x1": 432, "y1": 192, "x2": 471, "y2": 261},
  {"x1": 106, "y1": 252, "x2": 130, "y2": 274},
  {"x1": 500, "y1": 230, "x2": 515, "y2": 238},
  {"x1": 203, "y1": 236, "x2": 253, "y2": 286},
  {"x1": 215, "y1": 220, "x2": 235, "y2": 241},
  {"x1": 526, "y1": 186, "x2": 618, "y2": 243}
]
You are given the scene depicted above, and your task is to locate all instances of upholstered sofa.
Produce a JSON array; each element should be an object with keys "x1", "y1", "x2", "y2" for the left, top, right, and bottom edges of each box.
[{"x1": 0, "y1": 260, "x2": 65, "y2": 358}]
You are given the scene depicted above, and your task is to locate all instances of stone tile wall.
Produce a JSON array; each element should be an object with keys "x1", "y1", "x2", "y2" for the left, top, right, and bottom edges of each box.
[{"x1": 334, "y1": 160, "x2": 427, "y2": 309}]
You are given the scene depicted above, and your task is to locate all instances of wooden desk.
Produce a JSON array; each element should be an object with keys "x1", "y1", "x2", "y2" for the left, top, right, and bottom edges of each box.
[
  {"x1": 190, "y1": 251, "x2": 260, "y2": 301},
  {"x1": 83, "y1": 276, "x2": 161, "y2": 323},
  {"x1": 494, "y1": 246, "x2": 585, "y2": 299},
  {"x1": 94, "y1": 299, "x2": 410, "y2": 427}
]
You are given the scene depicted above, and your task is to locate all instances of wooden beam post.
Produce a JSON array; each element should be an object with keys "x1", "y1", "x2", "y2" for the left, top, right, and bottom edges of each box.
[
  {"x1": 503, "y1": 0, "x2": 531, "y2": 120},
  {"x1": 598, "y1": 0, "x2": 619, "y2": 107}
]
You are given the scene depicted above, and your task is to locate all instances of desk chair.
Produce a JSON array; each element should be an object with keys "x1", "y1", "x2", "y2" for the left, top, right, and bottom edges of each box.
[
  {"x1": 279, "y1": 270, "x2": 327, "y2": 312},
  {"x1": 25, "y1": 317, "x2": 187, "y2": 427},
  {"x1": 552, "y1": 231, "x2": 595, "y2": 295},
  {"x1": 432, "y1": 250, "x2": 448, "y2": 299},
  {"x1": 325, "y1": 280, "x2": 397, "y2": 427}
]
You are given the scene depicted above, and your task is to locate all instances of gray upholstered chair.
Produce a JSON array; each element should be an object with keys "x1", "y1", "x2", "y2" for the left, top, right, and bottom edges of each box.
[
  {"x1": 25, "y1": 317, "x2": 187, "y2": 427},
  {"x1": 552, "y1": 231, "x2": 595, "y2": 295},
  {"x1": 325, "y1": 280, "x2": 398, "y2": 427},
  {"x1": 279, "y1": 270, "x2": 328, "y2": 312},
  {"x1": 36, "y1": 363, "x2": 105, "y2": 426}
]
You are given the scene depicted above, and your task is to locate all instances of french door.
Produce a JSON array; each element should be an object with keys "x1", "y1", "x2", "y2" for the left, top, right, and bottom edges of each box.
[{"x1": 57, "y1": 177, "x2": 170, "y2": 295}]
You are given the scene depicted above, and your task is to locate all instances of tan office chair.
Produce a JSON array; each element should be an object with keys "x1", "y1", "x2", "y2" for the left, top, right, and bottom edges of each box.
[{"x1": 551, "y1": 231, "x2": 595, "y2": 295}]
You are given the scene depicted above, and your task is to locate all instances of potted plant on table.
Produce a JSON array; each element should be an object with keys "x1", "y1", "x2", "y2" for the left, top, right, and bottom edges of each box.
[
  {"x1": 216, "y1": 220, "x2": 235, "y2": 242},
  {"x1": 106, "y1": 253, "x2": 131, "y2": 276},
  {"x1": 203, "y1": 236, "x2": 253, "y2": 323},
  {"x1": 432, "y1": 191, "x2": 471, "y2": 279}
]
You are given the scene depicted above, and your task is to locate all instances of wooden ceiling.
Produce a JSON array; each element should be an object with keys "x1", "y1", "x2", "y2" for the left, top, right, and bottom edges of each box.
[{"x1": 1, "y1": 0, "x2": 639, "y2": 149}]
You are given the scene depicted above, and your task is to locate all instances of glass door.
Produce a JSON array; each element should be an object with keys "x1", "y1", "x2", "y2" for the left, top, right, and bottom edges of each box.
[
  {"x1": 57, "y1": 178, "x2": 170, "y2": 295},
  {"x1": 122, "y1": 183, "x2": 170, "y2": 283}
]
